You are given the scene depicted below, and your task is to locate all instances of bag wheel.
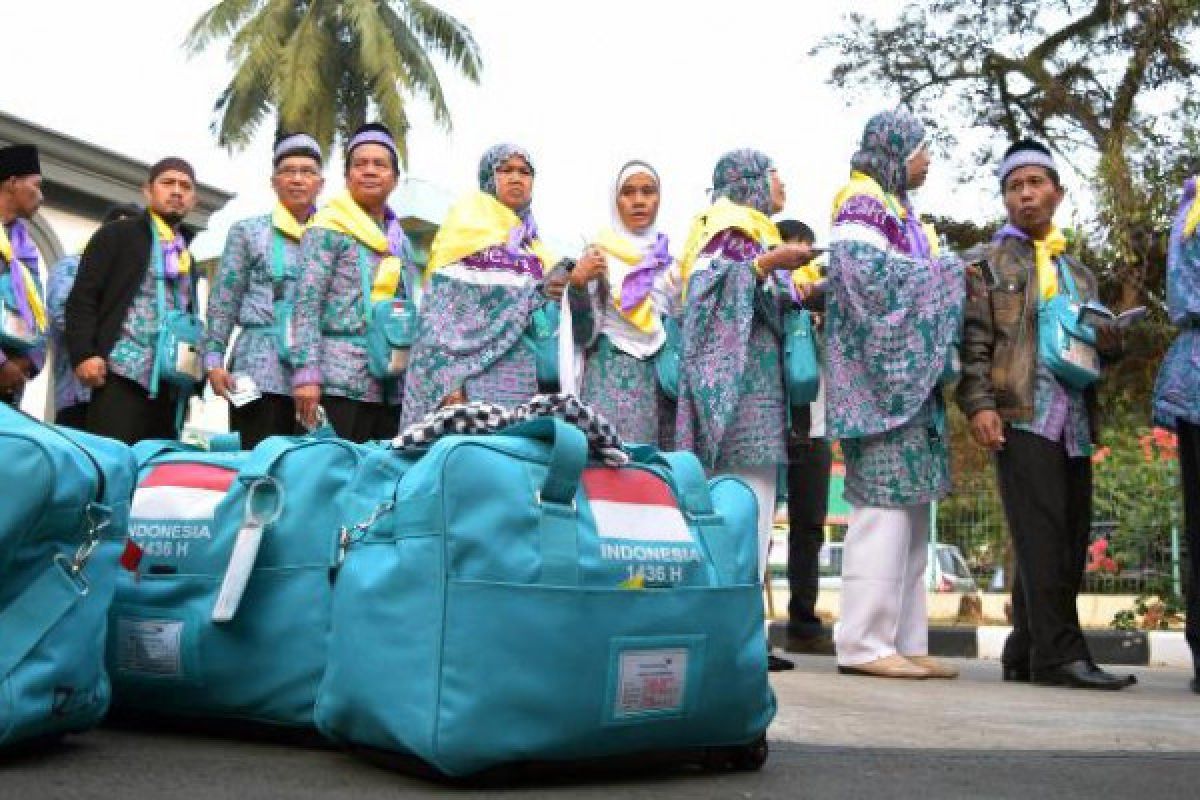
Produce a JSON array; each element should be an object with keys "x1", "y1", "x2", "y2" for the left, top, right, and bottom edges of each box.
[{"x1": 703, "y1": 735, "x2": 768, "y2": 772}]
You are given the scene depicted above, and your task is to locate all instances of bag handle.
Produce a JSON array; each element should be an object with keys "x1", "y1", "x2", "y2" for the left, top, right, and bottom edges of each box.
[
  {"x1": 504, "y1": 416, "x2": 588, "y2": 507},
  {"x1": 503, "y1": 416, "x2": 588, "y2": 585},
  {"x1": 131, "y1": 433, "x2": 244, "y2": 466},
  {"x1": 0, "y1": 558, "x2": 86, "y2": 682},
  {"x1": 626, "y1": 447, "x2": 715, "y2": 517},
  {"x1": 625, "y1": 445, "x2": 730, "y2": 586}
]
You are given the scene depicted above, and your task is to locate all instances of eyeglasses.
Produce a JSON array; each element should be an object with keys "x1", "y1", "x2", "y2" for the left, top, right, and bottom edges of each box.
[{"x1": 275, "y1": 167, "x2": 322, "y2": 179}]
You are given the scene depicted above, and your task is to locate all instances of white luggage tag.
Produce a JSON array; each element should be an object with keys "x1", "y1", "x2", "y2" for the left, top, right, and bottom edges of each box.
[{"x1": 212, "y1": 477, "x2": 283, "y2": 623}]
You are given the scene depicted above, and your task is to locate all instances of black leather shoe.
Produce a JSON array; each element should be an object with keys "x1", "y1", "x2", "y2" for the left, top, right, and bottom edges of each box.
[
  {"x1": 768, "y1": 653, "x2": 796, "y2": 672},
  {"x1": 1191, "y1": 677, "x2": 1199, "y2": 694},
  {"x1": 1001, "y1": 664, "x2": 1031, "y2": 683},
  {"x1": 1032, "y1": 660, "x2": 1136, "y2": 690}
]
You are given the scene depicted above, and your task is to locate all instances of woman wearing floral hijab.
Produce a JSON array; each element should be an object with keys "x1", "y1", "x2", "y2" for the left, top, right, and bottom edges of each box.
[
  {"x1": 576, "y1": 160, "x2": 681, "y2": 444},
  {"x1": 675, "y1": 149, "x2": 813, "y2": 603},
  {"x1": 401, "y1": 143, "x2": 567, "y2": 426},
  {"x1": 826, "y1": 109, "x2": 965, "y2": 680}
]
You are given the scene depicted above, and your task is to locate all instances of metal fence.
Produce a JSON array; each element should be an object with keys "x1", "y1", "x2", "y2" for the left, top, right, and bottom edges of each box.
[{"x1": 930, "y1": 477, "x2": 1188, "y2": 600}]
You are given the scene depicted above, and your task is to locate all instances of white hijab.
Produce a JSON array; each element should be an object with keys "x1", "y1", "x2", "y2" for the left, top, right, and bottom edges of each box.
[{"x1": 610, "y1": 160, "x2": 661, "y2": 247}]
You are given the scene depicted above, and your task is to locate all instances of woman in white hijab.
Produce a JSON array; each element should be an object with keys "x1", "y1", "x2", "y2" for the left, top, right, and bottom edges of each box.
[{"x1": 573, "y1": 161, "x2": 681, "y2": 444}]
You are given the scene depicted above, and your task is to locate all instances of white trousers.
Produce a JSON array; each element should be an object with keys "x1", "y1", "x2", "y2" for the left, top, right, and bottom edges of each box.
[
  {"x1": 725, "y1": 466, "x2": 778, "y2": 583},
  {"x1": 834, "y1": 504, "x2": 930, "y2": 666}
]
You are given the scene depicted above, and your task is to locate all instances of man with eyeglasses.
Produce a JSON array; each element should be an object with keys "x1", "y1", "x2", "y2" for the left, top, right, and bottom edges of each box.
[{"x1": 202, "y1": 131, "x2": 325, "y2": 447}]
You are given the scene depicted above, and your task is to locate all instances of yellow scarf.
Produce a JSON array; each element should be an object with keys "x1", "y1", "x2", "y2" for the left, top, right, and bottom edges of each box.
[
  {"x1": 272, "y1": 202, "x2": 307, "y2": 240},
  {"x1": 593, "y1": 228, "x2": 662, "y2": 334},
  {"x1": 830, "y1": 171, "x2": 940, "y2": 257},
  {"x1": 1183, "y1": 183, "x2": 1200, "y2": 239},
  {"x1": 677, "y1": 197, "x2": 781, "y2": 300},
  {"x1": 1033, "y1": 227, "x2": 1069, "y2": 301},
  {"x1": 149, "y1": 211, "x2": 193, "y2": 275},
  {"x1": 427, "y1": 190, "x2": 556, "y2": 278},
  {"x1": 309, "y1": 191, "x2": 405, "y2": 303},
  {"x1": 0, "y1": 222, "x2": 47, "y2": 333}
]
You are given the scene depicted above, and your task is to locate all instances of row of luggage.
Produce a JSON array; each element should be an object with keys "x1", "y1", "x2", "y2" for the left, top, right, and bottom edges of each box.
[{"x1": 0, "y1": 400, "x2": 775, "y2": 779}]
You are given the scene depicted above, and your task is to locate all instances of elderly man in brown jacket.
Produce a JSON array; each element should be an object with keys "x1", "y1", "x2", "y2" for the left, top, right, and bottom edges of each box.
[{"x1": 957, "y1": 139, "x2": 1134, "y2": 691}]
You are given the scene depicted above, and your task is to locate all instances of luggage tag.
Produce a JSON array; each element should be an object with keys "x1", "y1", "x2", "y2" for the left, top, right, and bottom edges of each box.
[
  {"x1": 226, "y1": 374, "x2": 263, "y2": 408},
  {"x1": 211, "y1": 477, "x2": 283, "y2": 622}
]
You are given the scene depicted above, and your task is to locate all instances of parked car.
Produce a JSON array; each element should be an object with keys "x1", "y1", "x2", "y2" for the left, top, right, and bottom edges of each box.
[{"x1": 767, "y1": 536, "x2": 978, "y2": 593}]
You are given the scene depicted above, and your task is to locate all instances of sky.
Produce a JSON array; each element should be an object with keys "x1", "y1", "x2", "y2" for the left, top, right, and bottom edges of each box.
[{"x1": 5, "y1": 0, "x2": 1075, "y2": 259}]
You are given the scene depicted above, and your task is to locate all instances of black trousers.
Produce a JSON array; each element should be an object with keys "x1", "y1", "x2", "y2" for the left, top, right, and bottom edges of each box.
[
  {"x1": 996, "y1": 427, "x2": 1093, "y2": 672},
  {"x1": 86, "y1": 373, "x2": 180, "y2": 445},
  {"x1": 230, "y1": 393, "x2": 300, "y2": 450},
  {"x1": 1179, "y1": 421, "x2": 1200, "y2": 678},
  {"x1": 323, "y1": 395, "x2": 401, "y2": 444},
  {"x1": 55, "y1": 403, "x2": 89, "y2": 430},
  {"x1": 786, "y1": 410, "x2": 832, "y2": 637}
]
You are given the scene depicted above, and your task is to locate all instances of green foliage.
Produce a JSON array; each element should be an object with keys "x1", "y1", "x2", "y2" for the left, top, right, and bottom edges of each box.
[
  {"x1": 814, "y1": 0, "x2": 1200, "y2": 306},
  {"x1": 186, "y1": 0, "x2": 483, "y2": 162}
]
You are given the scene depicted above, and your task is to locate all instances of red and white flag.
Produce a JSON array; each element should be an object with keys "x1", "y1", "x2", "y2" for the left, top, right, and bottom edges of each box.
[
  {"x1": 581, "y1": 468, "x2": 692, "y2": 543},
  {"x1": 131, "y1": 463, "x2": 235, "y2": 529}
]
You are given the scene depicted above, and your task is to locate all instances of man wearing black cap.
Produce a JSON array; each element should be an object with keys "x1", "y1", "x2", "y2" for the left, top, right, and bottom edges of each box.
[
  {"x1": 66, "y1": 157, "x2": 201, "y2": 443},
  {"x1": 0, "y1": 144, "x2": 48, "y2": 407},
  {"x1": 202, "y1": 132, "x2": 325, "y2": 447},
  {"x1": 958, "y1": 139, "x2": 1134, "y2": 690}
]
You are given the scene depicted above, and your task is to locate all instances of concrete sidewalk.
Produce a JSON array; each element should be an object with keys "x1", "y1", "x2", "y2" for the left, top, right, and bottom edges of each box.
[{"x1": 773, "y1": 655, "x2": 1200, "y2": 752}]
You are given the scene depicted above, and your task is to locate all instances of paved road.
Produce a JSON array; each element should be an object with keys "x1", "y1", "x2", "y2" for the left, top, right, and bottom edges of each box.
[{"x1": 3, "y1": 657, "x2": 1198, "y2": 799}]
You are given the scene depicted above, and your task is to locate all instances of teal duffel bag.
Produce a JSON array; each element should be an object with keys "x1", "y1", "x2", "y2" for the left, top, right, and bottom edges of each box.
[
  {"x1": 315, "y1": 416, "x2": 775, "y2": 777},
  {"x1": 105, "y1": 431, "x2": 366, "y2": 728},
  {"x1": 0, "y1": 405, "x2": 136, "y2": 748}
]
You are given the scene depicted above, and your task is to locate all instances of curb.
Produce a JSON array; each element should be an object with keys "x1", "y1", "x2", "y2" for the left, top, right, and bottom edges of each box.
[{"x1": 768, "y1": 623, "x2": 1193, "y2": 668}]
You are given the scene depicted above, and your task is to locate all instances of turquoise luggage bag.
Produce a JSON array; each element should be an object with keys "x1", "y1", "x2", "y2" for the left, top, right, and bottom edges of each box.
[
  {"x1": 0, "y1": 405, "x2": 136, "y2": 748},
  {"x1": 105, "y1": 432, "x2": 365, "y2": 728},
  {"x1": 315, "y1": 417, "x2": 775, "y2": 777}
]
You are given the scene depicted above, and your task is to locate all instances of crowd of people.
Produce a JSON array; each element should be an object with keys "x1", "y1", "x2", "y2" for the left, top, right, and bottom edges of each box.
[{"x1": 0, "y1": 106, "x2": 1196, "y2": 695}]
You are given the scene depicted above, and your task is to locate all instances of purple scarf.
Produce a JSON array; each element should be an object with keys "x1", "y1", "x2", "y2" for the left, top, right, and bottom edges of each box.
[
  {"x1": 902, "y1": 199, "x2": 932, "y2": 259},
  {"x1": 992, "y1": 222, "x2": 1029, "y2": 244},
  {"x1": 619, "y1": 233, "x2": 671, "y2": 313},
  {"x1": 462, "y1": 212, "x2": 546, "y2": 278},
  {"x1": 383, "y1": 207, "x2": 410, "y2": 258},
  {"x1": 158, "y1": 226, "x2": 189, "y2": 280},
  {"x1": 4, "y1": 219, "x2": 41, "y2": 331}
]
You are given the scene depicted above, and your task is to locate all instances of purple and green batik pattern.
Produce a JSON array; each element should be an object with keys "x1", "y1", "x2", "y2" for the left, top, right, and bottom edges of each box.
[
  {"x1": 202, "y1": 214, "x2": 297, "y2": 396},
  {"x1": 400, "y1": 271, "x2": 544, "y2": 427},
  {"x1": 675, "y1": 228, "x2": 787, "y2": 470},
  {"x1": 1154, "y1": 177, "x2": 1200, "y2": 429},
  {"x1": 291, "y1": 227, "x2": 404, "y2": 404}
]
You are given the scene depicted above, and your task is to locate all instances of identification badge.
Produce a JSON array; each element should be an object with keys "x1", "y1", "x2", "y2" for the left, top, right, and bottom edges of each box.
[
  {"x1": 615, "y1": 648, "x2": 688, "y2": 716},
  {"x1": 116, "y1": 617, "x2": 184, "y2": 677}
]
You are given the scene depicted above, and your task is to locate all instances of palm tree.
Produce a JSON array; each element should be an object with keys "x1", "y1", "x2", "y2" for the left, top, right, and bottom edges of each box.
[{"x1": 186, "y1": 0, "x2": 483, "y2": 163}]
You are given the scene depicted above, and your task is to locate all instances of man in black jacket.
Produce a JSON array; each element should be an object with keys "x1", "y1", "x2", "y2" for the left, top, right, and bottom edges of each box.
[{"x1": 66, "y1": 158, "x2": 199, "y2": 443}]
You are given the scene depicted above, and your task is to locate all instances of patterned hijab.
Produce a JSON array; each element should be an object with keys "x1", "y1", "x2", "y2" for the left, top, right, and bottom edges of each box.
[
  {"x1": 849, "y1": 109, "x2": 926, "y2": 198},
  {"x1": 711, "y1": 149, "x2": 775, "y2": 215},
  {"x1": 478, "y1": 143, "x2": 536, "y2": 216}
]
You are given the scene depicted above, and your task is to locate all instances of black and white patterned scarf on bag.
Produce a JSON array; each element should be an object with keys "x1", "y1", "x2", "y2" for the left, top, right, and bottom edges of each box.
[{"x1": 392, "y1": 393, "x2": 629, "y2": 466}]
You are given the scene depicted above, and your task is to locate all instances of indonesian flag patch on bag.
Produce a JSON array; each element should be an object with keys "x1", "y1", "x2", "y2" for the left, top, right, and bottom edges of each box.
[{"x1": 126, "y1": 463, "x2": 235, "y2": 570}]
